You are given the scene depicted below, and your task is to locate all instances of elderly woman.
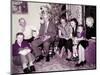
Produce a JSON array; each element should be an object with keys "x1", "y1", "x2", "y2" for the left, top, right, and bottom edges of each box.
[
  {"x1": 85, "y1": 17, "x2": 96, "y2": 66},
  {"x1": 86, "y1": 17, "x2": 96, "y2": 39}
]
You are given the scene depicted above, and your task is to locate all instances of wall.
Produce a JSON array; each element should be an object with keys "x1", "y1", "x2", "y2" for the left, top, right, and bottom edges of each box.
[
  {"x1": 12, "y1": 2, "x2": 46, "y2": 43},
  {"x1": 66, "y1": 4, "x2": 82, "y2": 25},
  {"x1": 12, "y1": 2, "x2": 83, "y2": 43}
]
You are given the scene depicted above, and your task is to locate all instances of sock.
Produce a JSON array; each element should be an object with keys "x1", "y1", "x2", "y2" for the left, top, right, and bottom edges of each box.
[
  {"x1": 73, "y1": 54, "x2": 76, "y2": 57},
  {"x1": 75, "y1": 53, "x2": 78, "y2": 57},
  {"x1": 22, "y1": 63, "x2": 28, "y2": 69},
  {"x1": 29, "y1": 61, "x2": 33, "y2": 66}
]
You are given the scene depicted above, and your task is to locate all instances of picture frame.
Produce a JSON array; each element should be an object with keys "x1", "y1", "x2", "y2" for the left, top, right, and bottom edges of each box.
[
  {"x1": 12, "y1": 1, "x2": 28, "y2": 14},
  {"x1": 11, "y1": 0, "x2": 96, "y2": 74}
]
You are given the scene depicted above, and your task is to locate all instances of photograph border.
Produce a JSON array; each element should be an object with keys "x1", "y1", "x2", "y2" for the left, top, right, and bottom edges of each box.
[{"x1": 10, "y1": 0, "x2": 97, "y2": 75}]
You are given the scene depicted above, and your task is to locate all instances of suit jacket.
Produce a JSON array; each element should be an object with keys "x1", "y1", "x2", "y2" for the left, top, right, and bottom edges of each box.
[{"x1": 39, "y1": 20, "x2": 57, "y2": 41}]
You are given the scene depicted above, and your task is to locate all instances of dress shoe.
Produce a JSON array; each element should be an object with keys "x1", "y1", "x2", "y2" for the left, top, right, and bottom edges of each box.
[
  {"x1": 34, "y1": 55, "x2": 44, "y2": 62},
  {"x1": 23, "y1": 67, "x2": 31, "y2": 74},
  {"x1": 71, "y1": 56, "x2": 79, "y2": 61},
  {"x1": 81, "y1": 60, "x2": 86, "y2": 66},
  {"x1": 75, "y1": 60, "x2": 86, "y2": 67},
  {"x1": 66, "y1": 58, "x2": 72, "y2": 61},
  {"x1": 75, "y1": 63, "x2": 81, "y2": 67},
  {"x1": 30, "y1": 65, "x2": 36, "y2": 72}
]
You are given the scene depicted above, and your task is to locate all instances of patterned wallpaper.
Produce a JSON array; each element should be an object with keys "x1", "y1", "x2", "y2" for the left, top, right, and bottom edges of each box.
[{"x1": 66, "y1": 5, "x2": 82, "y2": 25}]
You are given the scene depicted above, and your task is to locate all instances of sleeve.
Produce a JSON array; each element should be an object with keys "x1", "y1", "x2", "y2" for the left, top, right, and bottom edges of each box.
[
  {"x1": 24, "y1": 41, "x2": 32, "y2": 50},
  {"x1": 12, "y1": 44, "x2": 18, "y2": 56},
  {"x1": 68, "y1": 26, "x2": 73, "y2": 38},
  {"x1": 58, "y1": 25, "x2": 61, "y2": 30},
  {"x1": 58, "y1": 29, "x2": 62, "y2": 38},
  {"x1": 92, "y1": 27, "x2": 96, "y2": 37}
]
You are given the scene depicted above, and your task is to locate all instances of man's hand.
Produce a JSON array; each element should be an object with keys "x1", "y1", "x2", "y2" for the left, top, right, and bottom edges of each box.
[
  {"x1": 42, "y1": 35, "x2": 51, "y2": 41},
  {"x1": 18, "y1": 48, "x2": 31, "y2": 56},
  {"x1": 34, "y1": 35, "x2": 40, "y2": 40}
]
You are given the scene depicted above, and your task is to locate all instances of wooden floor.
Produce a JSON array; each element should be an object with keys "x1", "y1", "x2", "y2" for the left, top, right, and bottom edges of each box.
[
  {"x1": 12, "y1": 54, "x2": 95, "y2": 74},
  {"x1": 11, "y1": 41, "x2": 96, "y2": 74}
]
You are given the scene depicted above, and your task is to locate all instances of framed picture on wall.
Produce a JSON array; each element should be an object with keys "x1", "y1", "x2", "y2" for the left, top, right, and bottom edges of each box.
[
  {"x1": 12, "y1": 1, "x2": 28, "y2": 14},
  {"x1": 11, "y1": 0, "x2": 96, "y2": 74}
]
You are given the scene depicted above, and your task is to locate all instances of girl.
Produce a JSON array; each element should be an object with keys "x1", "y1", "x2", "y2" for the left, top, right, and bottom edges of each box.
[{"x1": 75, "y1": 25, "x2": 88, "y2": 67}]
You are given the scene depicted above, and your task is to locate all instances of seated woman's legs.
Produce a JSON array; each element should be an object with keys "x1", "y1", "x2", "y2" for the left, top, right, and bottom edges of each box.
[
  {"x1": 73, "y1": 45, "x2": 78, "y2": 57},
  {"x1": 75, "y1": 44, "x2": 86, "y2": 67},
  {"x1": 26, "y1": 53, "x2": 36, "y2": 71},
  {"x1": 65, "y1": 39, "x2": 73, "y2": 61},
  {"x1": 20, "y1": 54, "x2": 31, "y2": 73},
  {"x1": 58, "y1": 38, "x2": 65, "y2": 54},
  {"x1": 72, "y1": 45, "x2": 79, "y2": 61}
]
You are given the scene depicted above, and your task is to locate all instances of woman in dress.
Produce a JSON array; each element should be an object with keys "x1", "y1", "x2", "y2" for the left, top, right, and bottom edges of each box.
[{"x1": 58, "y1": 16, "x2": 73, "y2": 61}]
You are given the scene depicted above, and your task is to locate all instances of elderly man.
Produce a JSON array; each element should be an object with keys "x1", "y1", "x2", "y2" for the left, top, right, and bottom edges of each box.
[{"x1": 31, "y1": 11, "x2": 57, "y2": 62}]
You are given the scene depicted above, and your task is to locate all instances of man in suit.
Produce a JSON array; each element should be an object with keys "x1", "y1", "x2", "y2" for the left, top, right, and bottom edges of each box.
[{"x1": 31, "y1": 12, "x2": 57, "y2": 62}]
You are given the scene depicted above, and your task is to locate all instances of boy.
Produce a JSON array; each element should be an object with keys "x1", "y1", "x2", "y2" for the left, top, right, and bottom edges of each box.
[{"x1": 12, "y1": 32, "x2": 35, "y2": 73}]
